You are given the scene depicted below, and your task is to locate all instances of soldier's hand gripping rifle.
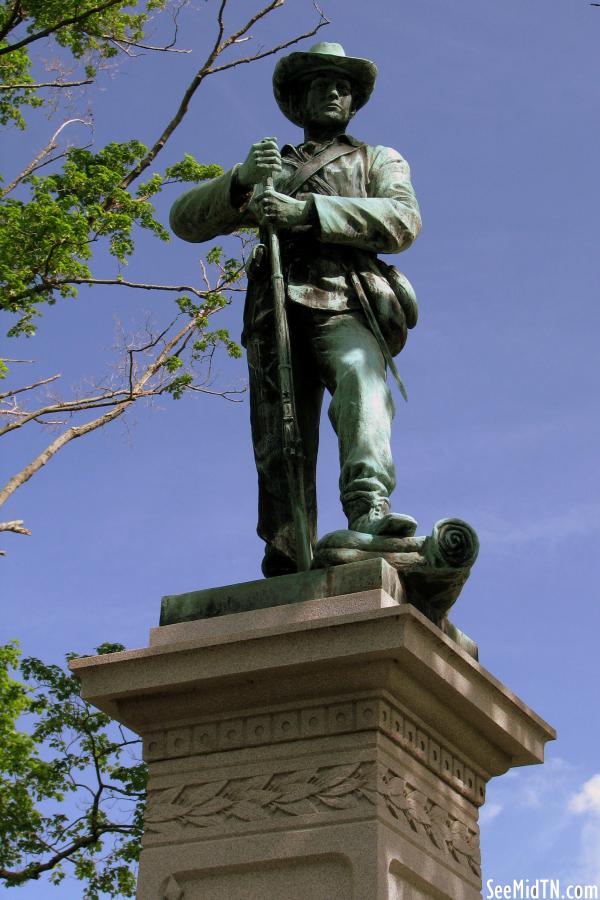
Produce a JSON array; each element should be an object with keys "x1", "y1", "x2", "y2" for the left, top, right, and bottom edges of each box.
[{"x1": 264, "y1": 174, "x2": 313, "y2": 572}]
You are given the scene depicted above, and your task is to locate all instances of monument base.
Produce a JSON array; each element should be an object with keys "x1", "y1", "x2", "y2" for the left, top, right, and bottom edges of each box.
[{"x1": 71, "y1": 560, "x2": 555, "y2": 900}]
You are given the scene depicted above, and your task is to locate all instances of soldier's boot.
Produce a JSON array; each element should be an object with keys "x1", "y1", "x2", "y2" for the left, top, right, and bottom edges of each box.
[{"x1": 347, "y1": 497, "x2": 417, "y2": 538}]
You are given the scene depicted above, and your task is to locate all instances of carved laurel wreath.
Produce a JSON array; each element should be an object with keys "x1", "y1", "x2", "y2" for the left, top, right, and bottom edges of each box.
[
  {"x1": 379, "y1": 769, "x2": 480, "y2": 876},
  {"x1": 146, "y1": 762, "x2": 480, "y2": 875},
  {"x1": 146, "y1": 762, "x2": 374, "y2": 830}
]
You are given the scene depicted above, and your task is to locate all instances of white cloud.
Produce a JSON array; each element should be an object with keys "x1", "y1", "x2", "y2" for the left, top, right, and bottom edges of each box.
[
  {"x1": 479, "y1": 802, "x2": 503, "y2": 824},
  {"x1": 481, "y1": 756, "x2": 577, "y2": 874},
  {"x1": 563, "y1": 774, "x2": 600, "y2": 886},
  {"x1": 575, "y1": 819, "x2": 600, "y2": 885},
  {"x1": 483, "y1": 762, "x2": 600, "y2": 887},
  {"x1": 569, "y1": 774, "x2": 600, "y2": 816},
  {"x1": 478, "y1": 502, "x2": 600, "y2": 548},
  {"x1": 518, "y1": 757, "x2": 574, "y2": 809}
]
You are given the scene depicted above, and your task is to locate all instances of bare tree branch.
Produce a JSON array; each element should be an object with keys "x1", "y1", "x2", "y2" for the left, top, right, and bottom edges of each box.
[
  {"x1": 0, "y1": 304, "x2": 245, "y2": 444},
  {"x1": 187, "y1": 384, "x2": 244, "y2": 400},
  {"x1": 0, "y1": 309, "x2": 237, "y2": 507},
  {"x1": 0, "y1": 822, "x2": 135, "y2": 885},
  {"x1": 210, "y1": 0, "x2": 328, "y2": 67},
  {"x1": 0, "y1": 79, "x2": 93, "y2": 90},
  {"x1": 0, "y1": 281, "x2": 243, "y2": 437},
  {"x1": 0, "y1": 520, "x2": 31, "y2": 535},
  {"x1": 15, "y1": 144, "x2": 93, "y2": 180},
  {"x1": 100, "y1": 35, "x2": 191, "y2": 54},
  {"x1": 120, "y1": 0, "x2": 329, "y2": 190},
  {"x1": 220, "y1": 0, "x2": 282, "y2": 45},
  {"x1": 208, "y1": 16, "x2": 329, "y2": 75},
  {"x1": 97, "y1": 0, "x2": 190, "y2": 55},
  {"x1": 0, "y1": 0, "x2": 24, "y2": 42},
  {"x1": 1, "y1": 118, "x2": 92, "y2": 198},
  {"x1": 0, "y1": 518, "x2": 31, "y2": 553},
  {"x1": 1, "y1": 386, "x2": 151, "y2": 436},
  {"x1": 0, "y1": 374, "x2": 61, "y2": 402},
  {"x1": 6, "y1": 270, "x2": 247, "y2": 304},
  {"x1": 6, "y1": 275, "x2": 209, "y2": 304},
  {"x1": 0, "y1": 286, "x2": 249, "y2": 542},
  {"x1": 59, "y1": 276, "x2": 211, "y2": 299},
  {"x1": 215, "y1": 0, "x2": 229, "y2": 47}
]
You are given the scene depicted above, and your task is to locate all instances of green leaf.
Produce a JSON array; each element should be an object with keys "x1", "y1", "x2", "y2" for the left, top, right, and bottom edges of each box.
[
  {"x1": 164, "y1": 355, "x2": 183, "y2": 373},
  {"x1": 192, "y1": 328, "x2": 241, "y2": 360},
  {"x1": 164, "y1": 372, "x2": 193, "y2": 399},
  {"x1": 206, "y1": 246, "x2": 223, "y2": 266},
  {"x1": 165, "y1": 155, "x2": 223, "y2": 184},
  {"x1": 0, "y1": 641, "x2": 145, "y2": 895},
  {"x1": 0, "y1": 140, "x2": 175, "y2": 336}
]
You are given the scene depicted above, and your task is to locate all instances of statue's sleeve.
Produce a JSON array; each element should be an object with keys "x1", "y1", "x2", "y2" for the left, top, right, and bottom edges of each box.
[
  {"x1": 169, "y1": 166, "x2": 257, "y2": 243},
  {"x1": 311, "y1": 146, "x2": 421, "y2": 254}
]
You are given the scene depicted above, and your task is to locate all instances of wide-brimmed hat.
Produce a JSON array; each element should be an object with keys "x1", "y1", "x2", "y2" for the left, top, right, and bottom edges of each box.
[{"x1": 273, "y1": 42, "x2": 378, "y2": 127}]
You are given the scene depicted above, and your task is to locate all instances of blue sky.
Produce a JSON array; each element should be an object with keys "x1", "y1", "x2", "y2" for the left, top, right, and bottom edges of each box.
[{"x1": 2, "y1": 0, "x2": 600, "y2": 895}]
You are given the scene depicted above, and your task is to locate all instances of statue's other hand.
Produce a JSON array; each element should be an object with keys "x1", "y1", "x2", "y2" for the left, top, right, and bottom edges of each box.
[
  {"x1": 238, "y1": 137, "x2": 282, "y2": 188},
  {"x1": 255, "y1": 188, "x2": 308, "y2": 229}
]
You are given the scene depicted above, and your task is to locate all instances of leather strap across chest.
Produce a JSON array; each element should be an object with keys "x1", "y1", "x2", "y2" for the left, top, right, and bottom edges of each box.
[
  {"x1": 282, "y1": 141, "x2": 362, "y2": 197},
  {"x1": 280, "y1": 141, "x2": 409, "y2": 400}
]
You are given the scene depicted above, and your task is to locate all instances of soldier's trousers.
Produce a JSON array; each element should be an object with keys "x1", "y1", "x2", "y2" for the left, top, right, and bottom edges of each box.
[{"x1": 246, "y1": 302, "x2": 396, "y2": 576}]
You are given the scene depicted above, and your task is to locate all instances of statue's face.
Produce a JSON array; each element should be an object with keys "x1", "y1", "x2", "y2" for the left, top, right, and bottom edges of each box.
[{"x1": 300, "y1": 73, "x2": 355, "y2": 129}]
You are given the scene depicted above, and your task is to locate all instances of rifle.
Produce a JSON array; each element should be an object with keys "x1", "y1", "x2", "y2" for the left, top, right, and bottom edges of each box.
[{"x1": 264, "y1": 175, "x2": 313, "y2": 572}]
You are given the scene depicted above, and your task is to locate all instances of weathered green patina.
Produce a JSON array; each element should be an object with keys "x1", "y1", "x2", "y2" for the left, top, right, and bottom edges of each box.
[
  {"x1": 159, "y1": 554, "x2": 479, "y2": 659},
  {"x1": 170, "y1": 42, "x2": 425, "y2": 578}
]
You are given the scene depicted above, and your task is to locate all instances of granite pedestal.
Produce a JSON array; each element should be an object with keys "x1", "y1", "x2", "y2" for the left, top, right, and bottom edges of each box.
[{"x1": 71, "y1": 559, "x2": 555, "y2": 900}]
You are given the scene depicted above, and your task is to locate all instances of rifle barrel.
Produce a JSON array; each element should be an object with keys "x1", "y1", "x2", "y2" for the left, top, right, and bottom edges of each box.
[{"x1": 265, "y1": 177, "x2": 312, "y2": 572}]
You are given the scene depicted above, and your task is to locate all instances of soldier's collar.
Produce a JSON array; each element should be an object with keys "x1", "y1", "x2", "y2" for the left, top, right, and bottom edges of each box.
[{"x1": 282, "y1": 133, "x2": 362, "y2": 158}]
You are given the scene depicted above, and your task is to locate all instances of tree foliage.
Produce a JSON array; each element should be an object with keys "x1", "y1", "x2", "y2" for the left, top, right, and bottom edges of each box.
[
  {"x1": 0, "y1": 0, "x2": 167, "y2": 128},
  {"x1": 2, "y1": 140, "x2": 230, "y2": 336},
  {"x1": 0, "y1": 0, "x2": 328, "y2": 549},
  {"x1": 0, "y1": 641, "x2": 146, "y2": 897},
  {"x1": 2, "y1": 140, "x2": 210, "y2": 337},
  {"x1": 0, "y1": 0, "x2": 326, "y2": 338}
]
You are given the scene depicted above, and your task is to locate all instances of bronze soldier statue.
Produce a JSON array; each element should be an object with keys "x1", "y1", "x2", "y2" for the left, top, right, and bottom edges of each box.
[{"x1": 170, "y1": 42, "x2": 422, "y2": 577}]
